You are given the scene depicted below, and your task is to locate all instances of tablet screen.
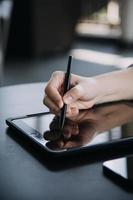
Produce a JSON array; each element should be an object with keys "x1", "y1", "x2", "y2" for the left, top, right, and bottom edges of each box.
[{"x1": 12, "y1": 101, "x2": 133, "y2": 152}]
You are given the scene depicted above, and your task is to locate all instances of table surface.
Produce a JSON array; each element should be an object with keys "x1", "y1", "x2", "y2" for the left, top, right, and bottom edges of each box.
[{"x1": 1, "y1": 82, "x2": 133, "y2": 200}]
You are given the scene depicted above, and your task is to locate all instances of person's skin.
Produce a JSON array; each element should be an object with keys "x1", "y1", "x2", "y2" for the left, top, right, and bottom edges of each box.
[{"x1": 43, "y1": 67, "x2": 133, "y2": 117}]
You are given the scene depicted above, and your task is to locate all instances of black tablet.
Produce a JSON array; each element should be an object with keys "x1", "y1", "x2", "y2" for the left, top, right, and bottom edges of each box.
[{"x1": 6, "y1": 101, "x2": 133, "y2": 155}]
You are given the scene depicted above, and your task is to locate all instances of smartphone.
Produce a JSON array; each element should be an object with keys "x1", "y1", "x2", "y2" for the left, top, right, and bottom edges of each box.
[
  {"x1": 6, "y1": 101, "x2": 133, "y2": 155},
  {"x1": 103, "y1": 155, "x2": 133, "y2": 187}
]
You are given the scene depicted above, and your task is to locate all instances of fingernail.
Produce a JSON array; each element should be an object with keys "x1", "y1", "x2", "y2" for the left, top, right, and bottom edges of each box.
[{"x1": 64, "y1": 96, "x2": 73, "y2": 104}]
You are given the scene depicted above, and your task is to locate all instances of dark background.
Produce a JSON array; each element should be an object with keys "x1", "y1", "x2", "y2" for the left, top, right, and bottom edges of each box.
[{"x1": 3, "y1": 0, "x2": 129, "y2": 86}]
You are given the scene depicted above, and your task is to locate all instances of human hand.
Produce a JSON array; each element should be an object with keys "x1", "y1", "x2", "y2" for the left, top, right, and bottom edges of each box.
[{"x1": 43, "y1": 71, "x2": 101, "y2": 117}]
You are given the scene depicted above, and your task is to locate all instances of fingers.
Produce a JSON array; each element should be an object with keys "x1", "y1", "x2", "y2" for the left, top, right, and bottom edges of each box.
[
  {"x1": 43, "y1": 71, "x2": 96, "y2": 116},
  {"x1": 44, "y1": 94, "x2": 79, "y2": 117},
  {"x1": 63, "y1": 123, "x2": 79, "y2": 139},
  {"x1": 63, "y1": 84, "x2": 84, "y2": 105},
  {"x1": 43, "y1": 95, "x2": 60, "y2": 114},
  {"x1": 66, "y1": 105, "x2": 79, "y2": 118},
  {"x1": 44, "y1": 71, "x2": 82, "y2": 113},
  {"x1": 44, "y1": 72, "x2": 82, "y2": 108},
  {"x1": 44, "y1": 71, "x2": 65, "y2": 109},
  {"x1": 45, "y1": 84, "x2": 63, "y2": 108}
]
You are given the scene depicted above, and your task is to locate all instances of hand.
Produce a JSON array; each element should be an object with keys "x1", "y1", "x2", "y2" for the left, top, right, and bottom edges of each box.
[
  {"x1": 43, "y1": 71, "x2": 100, "y2": 117},
  {"x1": 43, "y1": 68, "x2": 133, "y2": 117}
]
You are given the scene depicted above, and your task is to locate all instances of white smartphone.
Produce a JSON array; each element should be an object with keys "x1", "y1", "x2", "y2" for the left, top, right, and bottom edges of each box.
[{"x1": 103, "y1": 155, "x2": 133, "y2": 187}]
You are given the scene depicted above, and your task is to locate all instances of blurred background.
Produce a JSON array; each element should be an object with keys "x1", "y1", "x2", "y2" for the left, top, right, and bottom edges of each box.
[{"x1": 1, "y1": 0, "x2": 133, "y2": 86}]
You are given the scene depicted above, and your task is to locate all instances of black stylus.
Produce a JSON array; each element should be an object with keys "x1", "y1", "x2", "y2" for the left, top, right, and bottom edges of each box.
[{"x1": 59, "y1": 56, "x2": 72, "y2": 130}]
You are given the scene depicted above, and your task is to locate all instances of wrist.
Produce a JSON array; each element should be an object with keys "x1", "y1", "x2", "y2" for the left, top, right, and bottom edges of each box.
[
  {"x1": 93, "y1": 72, "x2": 122, "y2": 104},
  {"x1": 94, "y1": 68, "x2": 133, "y2": 104}
]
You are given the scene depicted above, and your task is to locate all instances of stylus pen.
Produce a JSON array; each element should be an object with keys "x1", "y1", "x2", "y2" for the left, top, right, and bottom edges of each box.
[{"x1": 59, "y1": 56, "x2": 72, "y2": 130}]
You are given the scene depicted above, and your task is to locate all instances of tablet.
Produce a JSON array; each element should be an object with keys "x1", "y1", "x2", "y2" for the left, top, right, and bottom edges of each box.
[{"x1": 6, "y1": 101, "x2": 133, "y2": 155}]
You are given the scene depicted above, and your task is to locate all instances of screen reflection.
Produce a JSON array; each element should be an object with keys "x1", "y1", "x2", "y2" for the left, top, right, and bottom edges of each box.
[{"x1": 43, "y1": 101, "x2": 133, "y2": 150}]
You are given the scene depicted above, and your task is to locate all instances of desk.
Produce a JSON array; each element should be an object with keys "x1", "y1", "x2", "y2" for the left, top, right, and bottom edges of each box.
[{"x1": 1, "y1": 82, "x2": 133, "y2": 200}]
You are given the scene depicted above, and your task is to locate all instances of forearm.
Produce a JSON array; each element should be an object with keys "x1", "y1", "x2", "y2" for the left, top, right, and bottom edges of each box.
[{"x1": 95, "y1": 68, "x2": 133, "y2": 103}]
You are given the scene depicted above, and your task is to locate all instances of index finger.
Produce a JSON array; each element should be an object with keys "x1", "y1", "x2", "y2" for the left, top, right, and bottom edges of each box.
[{"x1": 44, "y1": 71, "x2": 65, "y2": 108}]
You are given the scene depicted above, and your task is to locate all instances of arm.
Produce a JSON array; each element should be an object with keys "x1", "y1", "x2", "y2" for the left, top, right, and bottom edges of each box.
[
  {"x1": 43, "y1": 67, "x2": 133, "y2": 117},
  {"x1": 93, "y1": 67, "x2": 133, "y2": 103}
]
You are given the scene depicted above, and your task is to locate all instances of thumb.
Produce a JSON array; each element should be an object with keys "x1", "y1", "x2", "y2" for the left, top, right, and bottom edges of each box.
[{"x1": 63, "y1": 84, "x2": 84, "y2": 104}]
